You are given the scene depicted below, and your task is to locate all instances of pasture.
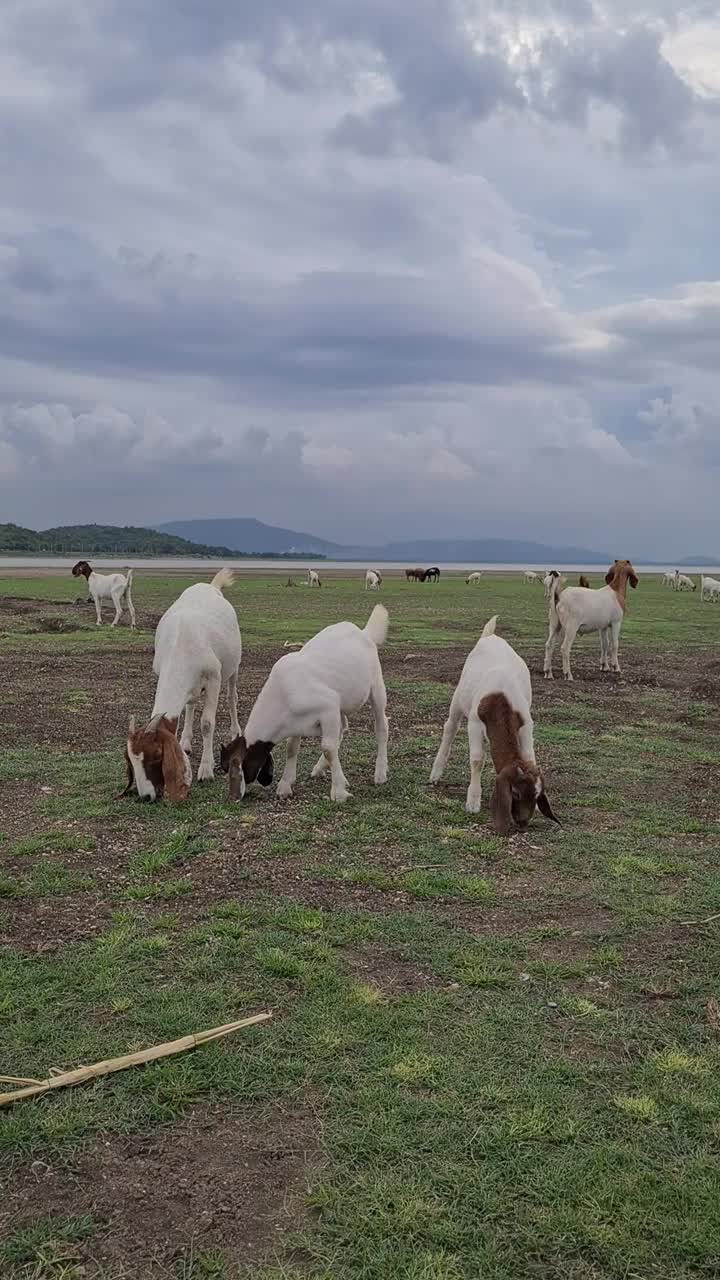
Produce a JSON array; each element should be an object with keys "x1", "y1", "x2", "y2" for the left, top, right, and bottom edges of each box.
[{"x1": 1, "y1": 570, "x2": 719, "y2": 1280}]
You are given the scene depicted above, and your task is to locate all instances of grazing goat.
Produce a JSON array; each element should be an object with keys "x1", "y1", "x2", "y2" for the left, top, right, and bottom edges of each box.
[
  {"x1": 307, "y1": 569, "x2": 321, "y2": 588},
  {"x1": 578, "y1": 575, "x2": 591, "y2": 589},
  {"x1": 543, "y1": 570, "x2": 560, "y2": 598},
  {"x1": 123, "y1": 569, "x2": 241, "y2": 801},
  {"x1": 430, "y1": 616, "x2": 559, "y2": 832},
  {"x1": 365, "y1": 569, "x2": 381, "y2": 590},
  {"x1": 524, "y1": 570, "x2": 539, "y2": 584},
  {"x1": 71, "y1": 561, "x2": 136, "y2": 629},
  {"x1": 676, "y1": 572, "x2": 696, "y2": 592},
  {"x1": 701, "y1": 574, "x2": 720, "y2": 601},
  {"x1": 406, "y1": 567, "x2": 426, "y2": 581},
  {"x1": 222, "y1": 605, "x2": 389, "y2": 805},
  {"x1": 544, "y1": 560, "x2": 638, "y2": 681},
  {"x1": 661, "y1": 571, "x2": 676, "y2": 588},
  {"x1": 425, "y1": 566, "x2": 440, "y2": 583},
  {"x1": 466, "y1": 571, "x2": 483, "y2": 585}
]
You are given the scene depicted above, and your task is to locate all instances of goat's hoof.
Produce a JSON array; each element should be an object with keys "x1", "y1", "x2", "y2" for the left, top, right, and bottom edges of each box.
[
  {"x1": 277, "y1": 785, "x2": 294, "y2": 800},
  {"x1": 310, "y1": 764, "x2": 326, "y2": 779},
  {"x1": 374, "y1": 771, "x2": 388, "y2": 786},
  {"x1": 465, "y1": 798, "x2": 482, "y2": 814},
  {"x1": 331, "y1": 787, "x2": 351, "y2": 803},
  {"x1": 563, "y1": 674, "x2": 574, "y2": 682},
  {"x1": 543, "y1": 672, "x2": 553, "y2": 680},
  {"x1": 197, "y1": 765, "x2": 215, "y2": 782}
]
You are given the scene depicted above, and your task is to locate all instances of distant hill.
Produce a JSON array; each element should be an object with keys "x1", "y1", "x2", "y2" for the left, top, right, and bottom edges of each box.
[
  {"x1": 158, "y1": 517, "x2": 344, "y2": 556},
  {"x1": 0, "y1": 522, "x2": 234, "y2": 557},
  {"x1": 156, "y1": 517, "x2": 611, "y2": 564}
]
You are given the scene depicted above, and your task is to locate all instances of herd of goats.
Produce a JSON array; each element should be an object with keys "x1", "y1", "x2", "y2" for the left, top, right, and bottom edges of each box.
[{"x1": 60, "y1": 555, "x2": 684, "y2": 833}]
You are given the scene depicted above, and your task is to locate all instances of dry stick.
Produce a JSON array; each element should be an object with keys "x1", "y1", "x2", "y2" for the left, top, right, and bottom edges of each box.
[
  {"x1": 0, "y1": 1075, "x2": 43, "y2": 1086},
  {"x1": 0, "y1": 1013, "x2": 271, "y2": 1108},
  {"x1": 680, "y1": 913, "x2": 720, "y2": 927}
]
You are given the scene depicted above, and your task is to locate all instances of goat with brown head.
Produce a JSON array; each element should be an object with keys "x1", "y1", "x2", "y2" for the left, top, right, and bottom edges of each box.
[
  {"x1": 490, "y1": 761, "x2": 559, "y2": 836},
  {"x1": 124, "y1": 715, "x2": 192, "y2": 802},
  {"x1": 220, "y1": 734, "x2": 275, "y2": 801}
]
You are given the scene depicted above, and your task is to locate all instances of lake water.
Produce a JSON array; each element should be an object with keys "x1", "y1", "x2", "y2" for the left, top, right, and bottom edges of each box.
[{"x1": 1, "y1": 556, "x2": 716, "y2": 575}]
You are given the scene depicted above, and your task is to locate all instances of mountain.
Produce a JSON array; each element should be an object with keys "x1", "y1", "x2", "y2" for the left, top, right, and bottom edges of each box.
[
  {"x1": 0, "y1": 523, "x2": 234, "y2": 557},
  {"x1": 157, "y1": 517, "x2": 344, "y2": 556},
  {"x1": 155, "y1": 517, "x2": 610, "y2": 563}
]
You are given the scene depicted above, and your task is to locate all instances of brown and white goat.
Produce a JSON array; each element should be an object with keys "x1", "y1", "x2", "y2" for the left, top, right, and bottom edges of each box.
[
  {"x1": 544, "y1": 559, "x2": 638, "y2": 681},
  {"x1": 430, "y1": 616, "x2": 559, "y2": 833}
]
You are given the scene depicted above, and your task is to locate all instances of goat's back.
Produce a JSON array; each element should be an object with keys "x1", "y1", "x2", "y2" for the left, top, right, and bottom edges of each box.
[
  {"x1": 555, "y1": 583, "x2": 622, "y2": 632},
  {"x1": 455, "y1": 634, "x2": 531, "y2": 717},
  {"x1": 154, "y1": 583, "x2": 241, "y2": 677}
]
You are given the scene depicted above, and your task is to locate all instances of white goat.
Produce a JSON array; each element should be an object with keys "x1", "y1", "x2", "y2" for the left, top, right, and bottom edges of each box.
[
  {"x1": 676, "y1": 573, "x2": 696, "y2": 592},
  {"x1": 71, "y1": 560, "x2": 136, "y2": 628},
  {"x1": 466, "y1": 571, "x2": 483, "y2": 585},
  {"x1": 308, "y1": 569, "x2": 322, "y2": 588},
  {"x1": 544, "y1": 560, "x2": 638, "y2": 681},
  {"x1": 365, "y1": 570, "x2": 381, "y2": 590},
  {"x1": 543, "y1": 570, "x2": 560, "y2": 599},
  {"x1": 661, "y1": 571, "x2": 676, "y2": 588},
  {"x1": 124, "y1": 569, "x2": 241, "y2": 800},
  {"x1": 430, "y1": 616, "x2": 559, "y2": 831},
  {"x1": 701, "y1": 574, "x2": 720, "y2": 601},
  {"x1": 224, "y1": 605, "x2": 389, "y2": 804},
  {"x1": 524, "y1": 570, "x2": 539, "y2": 584}
]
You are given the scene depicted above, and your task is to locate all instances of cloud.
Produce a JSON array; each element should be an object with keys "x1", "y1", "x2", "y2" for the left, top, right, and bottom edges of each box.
[{"x1": 1, "y1": 1, "x2": 720, "y2": 556}]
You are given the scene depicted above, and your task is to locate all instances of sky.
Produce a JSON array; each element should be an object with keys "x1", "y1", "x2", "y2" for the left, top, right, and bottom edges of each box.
[{"x1": 2, "y1": 1, "x2": 720, "y2": 556}]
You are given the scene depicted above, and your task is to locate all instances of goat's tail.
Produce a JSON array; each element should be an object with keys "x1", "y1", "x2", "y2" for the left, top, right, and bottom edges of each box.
[
  {"x1": 548, "y1": 574, "x2": 564, "y2": 624},
  {"x1": 364, "y1": 604, "x2": 389, "y2": 647},
  {"x1": 123, "y1": 567, "x2": 134, "y2": 600},
  {"x1": 210, "y1": 567, "x2": 236, "y2": 594},
  {"x1": 481, "y1": 615, "x2": 498, "y2": 638}
]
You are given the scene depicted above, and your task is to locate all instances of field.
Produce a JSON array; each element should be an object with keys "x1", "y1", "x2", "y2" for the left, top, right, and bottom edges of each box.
[{"x1": 1, "y1": 570, "x2": 720, "y2": 1280}]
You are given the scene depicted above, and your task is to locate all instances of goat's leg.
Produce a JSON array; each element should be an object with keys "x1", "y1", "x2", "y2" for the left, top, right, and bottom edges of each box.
[
  {"x1": 227, "y1": 670, "x2": 241, "y2": 740},
  {"x1": 543, "y1": 621, "x2": 562, "y2": 679},
  {"x1": 560, "y1": 622, "x2": 578, "y2": 681},
  {"x1": 125, "y1": 590, "x2": 137, "y2": 630},
  {"x1": 311, "y1": 714, "x2": 348, "y2": 778},
  {"x1": 94, "y1": 595, "x2": 103, "y2": 626},
  {"x1": 197, "y1": 670, "x2": 221, "y2": 781},
  {"x1": 599, "y1": 627, "x2": 610, "y2": 672},
  {"x1": 430, "y1": 701, "x2": 462, "y2": 783},
  {"x1": 319, "y1": 707, "x2": 350, "y2": 802},
  {"x1": 180, "y1": 701, "x2": 197, "y2": 755},
  {"x1": 370, "y1": 672, "x2": 389, "y2": 785},
  {"x1": 609, "y1": 620, "x2": 622, "y2": 672},
  {"x1": 277, "y1": 736, "x2": 301, "y2": 799},
  {"x1": 110, "y1": 589, "x2": 123, "y2": 628},
  {"x1": 465, "y1": 718, "x2": 486, "y2": 814}
]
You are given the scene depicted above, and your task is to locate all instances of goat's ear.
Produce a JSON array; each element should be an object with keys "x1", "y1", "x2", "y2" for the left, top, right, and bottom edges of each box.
[
  {"x1": 490, "y1": 770, "x2": 514, "y2": 836},
  {"x1": 228, "y1": 756, "x2": 246, "y2": 801},
  {"x1": 604, "y1": 568, "x2": 615, "y2": 584},
  {"x1": 257, "y1": 751, "x2": 274, "y2": 787},
  {"x1": 537, "y1": 791, "x2": 561, "y2": 826},
  {"x1": 629, "y1": 572, "x2": 638, "y2": 589},
  {"x1": 160, "y1": 731, "x2": 190, "y2": 802},
  {"x1": 118, "y1": 749, "x2": 135, "y2": 798}
]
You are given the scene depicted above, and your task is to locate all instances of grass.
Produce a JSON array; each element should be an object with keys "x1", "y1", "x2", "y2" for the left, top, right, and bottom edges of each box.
[{"x1": 1, "y1": 570, "x2": 720, "y2": 1278}]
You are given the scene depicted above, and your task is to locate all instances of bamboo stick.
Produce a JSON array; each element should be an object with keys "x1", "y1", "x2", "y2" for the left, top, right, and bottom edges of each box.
[{"x1": 0, "y1": 1012, "x2": 271, "y2": 1108}]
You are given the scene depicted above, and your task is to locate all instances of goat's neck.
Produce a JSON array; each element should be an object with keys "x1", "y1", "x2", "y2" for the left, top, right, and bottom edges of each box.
[
  {"x1": 479, "y1": 694, "x2": 535, "y2": 775},
  {"x1": 610, "y1": 572, "x2": 631, "y2": 611}
]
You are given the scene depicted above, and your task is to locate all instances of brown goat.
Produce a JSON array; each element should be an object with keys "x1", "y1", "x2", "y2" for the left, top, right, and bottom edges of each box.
[
  {"x1": 579, "y1": 575, "x2": 591, "y2": 588},
  {"x1": 122, "y1": 715, "x2": 190, "y2": 803}
]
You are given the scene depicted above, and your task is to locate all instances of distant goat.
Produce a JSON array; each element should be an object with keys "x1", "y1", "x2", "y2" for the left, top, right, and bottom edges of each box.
[
  {"x1": 544, "y1": 560, "x2": 638, "y2": 681},
  {"x1": 661, "y1": 571, "x2": 676, "y2": 588},
  {"x1": 123, "y1": 569, "x2": 241, "y2": 801},
  {"x1": 406, "y1": 567, "x2": 426, "y2": 581},
  {"x1": 425, "y1": 567, "x2": 440, "y2": 583},
  {"x1": 466, "y1": 571, "x2": 483, "y2": 585},
  {"x1": 430, "y1": 616, "x2": 559, "y2": 832},
  {"x1": 524, "y1": 570, "x2": 539, "y2": 584},
  {"x1": 365, "y1": 570, "x2": 381, "y2": 590},
  {"x1": 71, "y1": 561, "x2": 136, "y2": 629},
  {"x1": 307, "y1": 569, "x2": 321, "y2": 588},
  {"x1": 578, "y1": 575, "x2": 591, "y2": 589},
  {"x1": 701, "y1": 574, "x2": 720, "y2": 601},
  {"x1": 675, "y1": 573, "x2": 696, "y2": 592},
  {"x1": 222, "y1": 605, "x2": 389, "y2": 804}
]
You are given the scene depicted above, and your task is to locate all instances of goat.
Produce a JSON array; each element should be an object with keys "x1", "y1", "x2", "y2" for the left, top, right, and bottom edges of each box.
[
  {"x1": 123, "y1": 568, "x2": 241, "y2": 800},
  {"x1": 524, "y1": 570, "x2": 539, "y2": 584},
  {"x1": 221, "y1": 604, "x2": 389, "y2": 805},
  {"x1": 466, "y1": 571, "x2": 483, "y2": 585},
  {"x1": 661, "y1": 571, "x2": 676, "y2": 588},
  {"x1": 676, "y1": 572, "x2": 696, "y2": 592},
  {"x1": 701, "y1": 574, "x2": 720, "y2": 601},
  {"x1": 430, "y1": 616, "x2": 559, "y2": 832},
  {"x1": 425, "y1": 567, "x2": 440, "y2": 583},
  {"x1": 307, "y1": 569, "x2": 321, "y2": 588},
  {"x1": 71, "y1": 561, "x2": 136, "y2": 629},
  {"x1": 406, "y1": 567, "x2": 426, "y2": 581},
  {"x1": 544, "y1": 560, "x2": 638, "y2": 681},
  {"x1": 578, "y1": 575, "x2": 591, "y2": 589},
  {"x1": 365, "y1": 570, "x2": 381, "y2": 590},
  {"x1": 543, "y1": 570, "x2": 560, "y2": 598}
]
